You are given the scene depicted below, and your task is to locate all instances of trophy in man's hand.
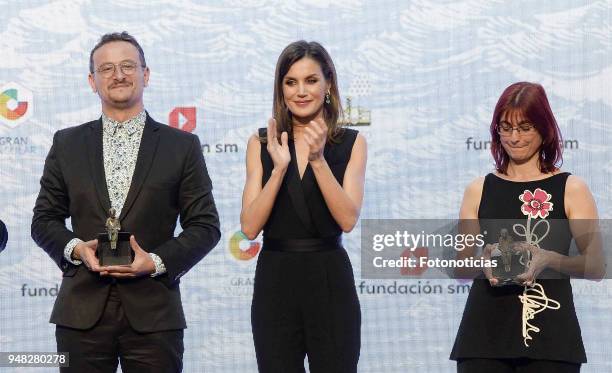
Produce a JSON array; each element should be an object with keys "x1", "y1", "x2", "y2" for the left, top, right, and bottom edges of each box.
[
  {"x1": 97, "y1": 208, "x2": 133, "y2": 266},
  {"x1": 106, "y1": 209, "x2": 120, "y2": 250},
  {"x1": 491, "y1": 228, "x2": 530, "y2": 286}
]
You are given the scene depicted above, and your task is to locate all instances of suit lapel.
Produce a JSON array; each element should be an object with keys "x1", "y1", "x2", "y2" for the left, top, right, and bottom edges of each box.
[
  {"x1": 86, "y1": 119, "x2": 111, "y2": 214},
  {"x1": 119, "y1": 115, "x2": 160, "y2": 221}
]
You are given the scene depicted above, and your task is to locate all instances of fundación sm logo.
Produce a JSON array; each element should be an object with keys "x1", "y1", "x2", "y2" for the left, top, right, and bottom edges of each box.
[{"x1": 0, "y1": 82, "x2": 33, "y2": 128}]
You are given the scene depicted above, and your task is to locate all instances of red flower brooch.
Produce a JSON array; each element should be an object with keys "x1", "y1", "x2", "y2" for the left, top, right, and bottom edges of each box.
[{"x1": 519, "y1": 188, "x2": 553, "y2": 219}]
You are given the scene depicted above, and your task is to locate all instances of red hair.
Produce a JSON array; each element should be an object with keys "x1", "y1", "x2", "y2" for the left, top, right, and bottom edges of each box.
[{"x1": 490, "y1": 82, "x2": 563, "y2": 174}]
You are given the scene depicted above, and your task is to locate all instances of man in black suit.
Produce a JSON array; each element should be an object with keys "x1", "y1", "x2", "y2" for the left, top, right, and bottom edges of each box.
[{"x1": 31, "y1": 32, "x2": 220, "y2": 372}]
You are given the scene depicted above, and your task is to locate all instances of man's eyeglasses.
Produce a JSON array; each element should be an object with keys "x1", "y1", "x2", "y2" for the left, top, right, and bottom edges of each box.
[
  {"x1": 497, "y1": 121, "x2": 536, "y2": 136},
  {"x1": 94, "y1": 61, "x2": 144, "y2": 78}
]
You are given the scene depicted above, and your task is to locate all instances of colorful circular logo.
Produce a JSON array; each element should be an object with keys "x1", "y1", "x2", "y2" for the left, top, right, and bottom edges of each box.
[
  {"x1": 229, "y1": 231, "x2": 261, "y2": 261},
  {"x1": 0, "y1": 82, "x2": 33, "y2": 128}
]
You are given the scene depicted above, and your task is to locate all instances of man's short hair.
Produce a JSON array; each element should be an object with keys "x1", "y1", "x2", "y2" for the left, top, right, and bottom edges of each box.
[{"x1": 89, "y1": 32, "x2": 146, "y2": 74}]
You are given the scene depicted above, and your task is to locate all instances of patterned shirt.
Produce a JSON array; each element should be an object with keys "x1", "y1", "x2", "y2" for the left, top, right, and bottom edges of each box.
[
  {"x1": 64, "y1": 111, "x2": 165, "y2": 276},
  {"x1": 102, "y1": 110, "x2": 146, "y2": 217}
]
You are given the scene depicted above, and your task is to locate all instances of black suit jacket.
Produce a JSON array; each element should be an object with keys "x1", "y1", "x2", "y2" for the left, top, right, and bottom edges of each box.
[{"x1": 31, "y1": 114, "x2": 220, "y2": 332}]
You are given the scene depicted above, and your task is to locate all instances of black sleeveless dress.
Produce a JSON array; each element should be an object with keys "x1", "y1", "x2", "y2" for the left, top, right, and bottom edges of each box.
[
  {"x1": 251, "y1": 128, "x2": 361, "y2": 373},
  {"x1": 450, "y1": 173, "x2": 586, "y2": 363}
]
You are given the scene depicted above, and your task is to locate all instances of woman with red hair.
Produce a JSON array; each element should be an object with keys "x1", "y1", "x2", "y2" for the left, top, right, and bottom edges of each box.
[{"x1": 450, "y1": 82, "x2": 604, "y2": 372}]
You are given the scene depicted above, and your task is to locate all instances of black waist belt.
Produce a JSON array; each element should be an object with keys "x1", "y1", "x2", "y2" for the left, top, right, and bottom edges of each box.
[{"x1": 263, "y1": 236, "x2": 342, "y2": 252}]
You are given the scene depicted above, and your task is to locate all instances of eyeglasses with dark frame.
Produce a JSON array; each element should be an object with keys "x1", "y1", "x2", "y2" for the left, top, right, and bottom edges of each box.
[
  {"x1": 94, "y1": 60, "x2": 144, "y2": 78},
  {"x1": 497, "y1": 121, "x2": 536, "y2": 136}
]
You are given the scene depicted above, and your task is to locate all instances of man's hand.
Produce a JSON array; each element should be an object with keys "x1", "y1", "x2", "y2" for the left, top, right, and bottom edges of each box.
[
  {"x1": 73, "y1": 239, "x2": 101, "y2": 272},
  {"x1": 100, "y1": 236, "x2": 156, "y2": 278}
]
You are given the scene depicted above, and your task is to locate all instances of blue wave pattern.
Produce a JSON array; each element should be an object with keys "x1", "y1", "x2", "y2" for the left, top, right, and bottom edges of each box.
[{"x1": 0, "y1": 1, "x2": 611, "y2": 372}]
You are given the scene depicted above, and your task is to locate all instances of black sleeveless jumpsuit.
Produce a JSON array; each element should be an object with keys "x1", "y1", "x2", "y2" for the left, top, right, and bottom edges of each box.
[
  {"x1": 251, "y1": 128, "x2": 361, "y2": 373},
  {"x1": 451, "y1": 173, "x2": 585, "y2": 372}
]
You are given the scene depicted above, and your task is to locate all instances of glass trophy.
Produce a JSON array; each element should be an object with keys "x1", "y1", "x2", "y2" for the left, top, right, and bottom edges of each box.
[
  {"x1": 490, "y1": 228, "x2": 530, "y2": 286},
  {"x1": 96, "y1": 208, "x2": 133, "y2": 266}
]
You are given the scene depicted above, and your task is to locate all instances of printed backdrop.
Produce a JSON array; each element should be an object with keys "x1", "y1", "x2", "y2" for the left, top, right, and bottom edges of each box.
[{"x1": 1, "y1": 1, "x2": 611, "y2": 372}]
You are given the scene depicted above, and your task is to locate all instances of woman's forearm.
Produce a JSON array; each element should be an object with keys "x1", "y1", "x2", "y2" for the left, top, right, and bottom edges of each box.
[
  {"x1": 240, "y1": 167, "x2": 286, "y2": 239},
  {"x1": 310, "y1": 158, "x2": 360, "y2": 232}
]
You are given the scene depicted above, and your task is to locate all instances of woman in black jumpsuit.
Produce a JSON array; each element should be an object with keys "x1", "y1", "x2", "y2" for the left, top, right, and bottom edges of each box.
[{"x1": 241, "y1": 41, "x2": 366, "y2": 373}]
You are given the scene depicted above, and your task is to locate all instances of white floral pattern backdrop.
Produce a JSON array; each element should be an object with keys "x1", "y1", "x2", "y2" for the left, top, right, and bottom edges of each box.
[{"x1": 1, "y1": 1, "x2": 611, "y2": 372}]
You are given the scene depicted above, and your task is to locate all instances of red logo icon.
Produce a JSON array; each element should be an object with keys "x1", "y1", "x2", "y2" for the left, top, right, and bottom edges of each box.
[{"x1": 169, "y1": 107, "x2": 196, "y2": 133}]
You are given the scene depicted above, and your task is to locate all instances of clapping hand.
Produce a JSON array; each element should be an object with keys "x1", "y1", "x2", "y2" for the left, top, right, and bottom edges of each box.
[
  {"x1": 303, "y1": 118, "x2": 327, "y2": 161},
  {"x1": 266, "y1": 118, "x2": 290, "y2": 171}
]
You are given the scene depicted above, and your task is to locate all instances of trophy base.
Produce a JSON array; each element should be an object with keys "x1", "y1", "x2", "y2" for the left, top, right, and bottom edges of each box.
[
  {"x1": 491, "y1": 253, "x2": 529, "y2": 286},
  {"x1": 97, "y1": 232, "x2": 133, "y2": 266}
]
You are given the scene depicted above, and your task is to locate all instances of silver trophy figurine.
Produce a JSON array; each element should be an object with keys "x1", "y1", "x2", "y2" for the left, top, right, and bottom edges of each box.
[
  {"x1": 106, "y1": 208, "x2": 121, "y2": 250},
  {"x1": 498, "y1": 228, "x2": 514, "y2": 273},
  {"x1": 97, "y1": 208, "x2": 132, "y2": 266}
]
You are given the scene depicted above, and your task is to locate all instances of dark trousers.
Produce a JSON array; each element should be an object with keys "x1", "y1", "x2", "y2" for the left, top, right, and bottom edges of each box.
[
  {"x1": 457, "y1": 358, "x2": 581, "y2": 373},
  {"x1": 251, "y1": 248, "x2": 361, "y2": 373},
  {"x1": 56, "y1": 285, "x2": 184, "y2": 373}
]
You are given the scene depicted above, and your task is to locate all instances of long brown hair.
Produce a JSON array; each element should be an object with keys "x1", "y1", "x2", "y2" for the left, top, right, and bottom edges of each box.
[{"x1": 268, "y1": 40, "x2": 344, "y2": 143}]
